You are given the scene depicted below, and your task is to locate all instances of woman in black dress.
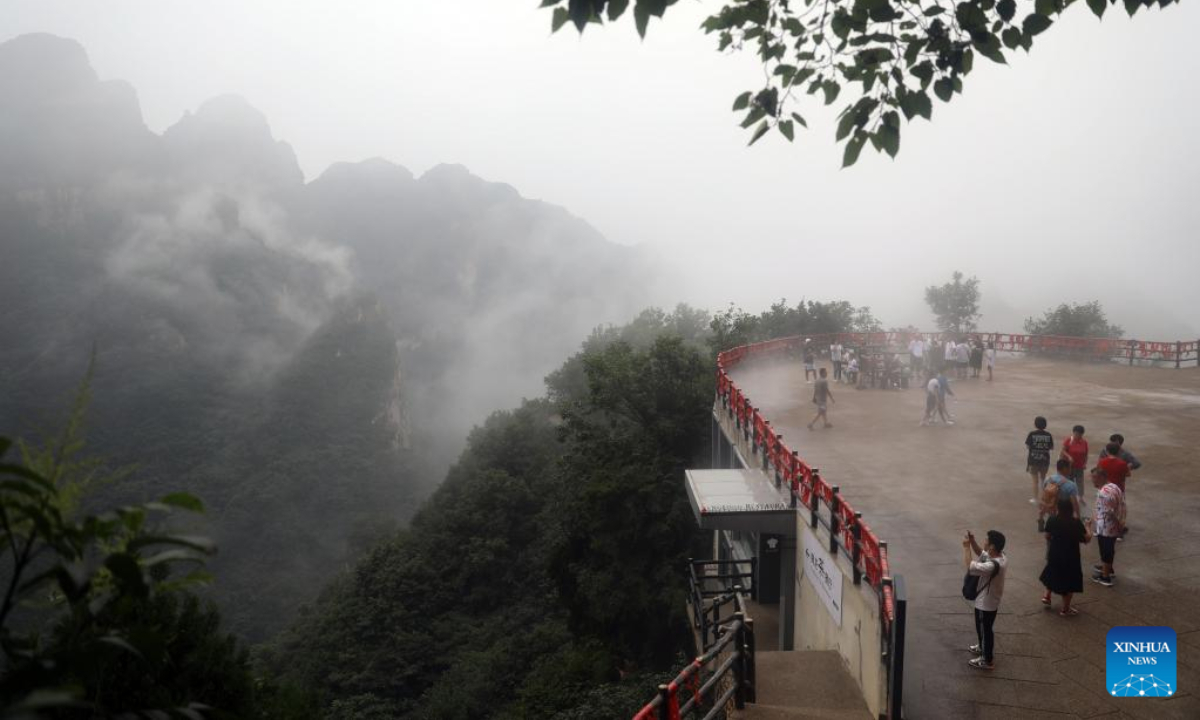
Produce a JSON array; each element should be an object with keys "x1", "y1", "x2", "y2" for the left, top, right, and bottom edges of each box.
[{"x1": 1040, "y1": 498, "x2": 1091, "y2": 616}]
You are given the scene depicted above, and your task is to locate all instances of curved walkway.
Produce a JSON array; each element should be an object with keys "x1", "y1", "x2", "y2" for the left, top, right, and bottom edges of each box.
[{"x1": 731, "y1": 355, "x2": 1200, "y2": 719}]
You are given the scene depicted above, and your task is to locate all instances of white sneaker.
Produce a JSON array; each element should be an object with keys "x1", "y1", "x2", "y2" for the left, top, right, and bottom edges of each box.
[
  {"x1": 945, "y1": 420, "x2": 955, "y2": 425},
  {"x1": 1028, "y1": 498, "x2": 1037, "y2": 504}
]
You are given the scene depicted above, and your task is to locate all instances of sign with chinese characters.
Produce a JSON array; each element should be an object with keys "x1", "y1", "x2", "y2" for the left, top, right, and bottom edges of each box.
[{"x1": 802, "y1": 523, "x2": 843, "y2": 626}]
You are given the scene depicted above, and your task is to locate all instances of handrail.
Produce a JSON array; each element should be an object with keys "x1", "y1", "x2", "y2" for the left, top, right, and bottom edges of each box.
[
  {"x1": 689, "y1": 559, "x2": 754, "y2": 651},
  {"x1": 632, "y1": 611, "x2": 755, "y2": 720}
]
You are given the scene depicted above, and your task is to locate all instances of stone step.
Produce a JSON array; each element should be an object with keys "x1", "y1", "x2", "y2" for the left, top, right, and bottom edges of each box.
[{"x1": 735, "y1": 650, "x2": 873, "y2": 720}]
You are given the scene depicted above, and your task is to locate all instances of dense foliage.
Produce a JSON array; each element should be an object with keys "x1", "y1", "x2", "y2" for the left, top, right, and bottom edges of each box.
[
  {"x1": 540, "y1": 0, "x2": 1181, "y2": 164},
  {"x1": 924, "y1": 270, "x2": 981, "y2": 333},
  {"x1": 266, "y1": 308, "x2": 713, "y2": 718},
  {"x1": 708, "y1": 298, "x2": 882, "y2": 356},
  {"x1": 0, "y1": 406, "x2": 314, "y2": 719},
  {"x1": 1024, "y1": 300, "x2": 1123, "y2": 338}
]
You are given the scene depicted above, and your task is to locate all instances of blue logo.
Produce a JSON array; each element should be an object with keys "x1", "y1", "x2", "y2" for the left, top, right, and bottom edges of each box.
[{"x1": 1106, "y1": 626, "x2": 1176, "y2": 697}]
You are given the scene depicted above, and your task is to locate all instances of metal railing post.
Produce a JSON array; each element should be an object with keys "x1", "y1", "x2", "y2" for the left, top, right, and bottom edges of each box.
[
  {"x1": 745, "y1": 616, "x2": 757, "y2": 704},
  {"x1": 851, "y1": 512, "x2": 863, "y2": 585},
  {"x1": 889, "y1": 575, "x2": 908, "y2": 720},
  {"x1": 656, "y1": 684, "x2": 672, "y2": 720},
  {"x1": 810, "y1": 470, "x2": 821, "y2": 528},
  {"x1": 829, "y1": 486, "x2": 841, "y2": 555},
  {"x1": 733, "y1": 612, "x2": 747, "y2": 710},
  {"x1": 790, "y1": 452, "x2": 800, "y2": 508},
  {"x1": 1177, "y1": 341, "x2": 1182, "y2": 369}
]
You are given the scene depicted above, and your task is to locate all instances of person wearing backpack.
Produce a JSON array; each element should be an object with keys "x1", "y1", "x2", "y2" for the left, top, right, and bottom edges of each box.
[
  {"x1": 1038, "y1": 458, "x2": 1080, "y2": 532},
  {"x1": 963, "y1": 529, "x2": 1007, "y2": 671}
]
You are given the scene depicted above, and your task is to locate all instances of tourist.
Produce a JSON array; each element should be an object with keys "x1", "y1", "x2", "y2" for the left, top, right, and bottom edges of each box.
[
  {"x1": 807, "y1": 367, "x2": 835, "y2": 430},
  {"x1": 1039, "y1": 458, "x2": 1080, "y2": 532},
  {"x1": 845, "y1": 352, "x2": 858, "y2": 385},
  {"x1": 1025, "y1": 416, "x2": 1054, "y2": 506},
  {"x1": 1039, "y1": 498, "x2": 1090, "y2": 616},
  {"x1": 937, "y1": 367, "x2": 955, "y2": 423},
  {"x1": 1060, "y1": 425, "x2": 1089, "y2": 505},
  {"x1": 1099, "y1": 433, "x2": 1142, "y2": 471},
  {"x1": 956, "y1": 340, "x2": 970, "y2": 379},
  {"x1": 803, "y1": 340, "x2": 816, "y2": 383},
  {"x1": 1097, "y1": 441, "x2": 1131, "y2": 540},
  {"x1": 1091, "y1": 467, "x2": 1125, "y2": 587},
  {"x1": 1097, "y1": 442, "x2": 1130, "y2": 492},
  {"x1": 930, "y1": 338, "x2": 944, "y2": 373},
  {"x1": 985, "y1": 341, "x2": 995, "y2": 382},
  {"x1": 909, "y1": 335, "x2": 925, "y2": 378},
  {"x1": 964, "y1": 529, "x2": 1007, "y2": 670},
  {"x1": 970, "y1": 340, "x2": 984, "y2": 378},
  {"x1": 831, "y1": 341, "x2": 844, "y2": 382}
]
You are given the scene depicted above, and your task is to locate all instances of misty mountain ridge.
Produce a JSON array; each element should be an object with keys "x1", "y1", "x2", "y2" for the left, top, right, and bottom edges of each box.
[{"x1": 0, "y1": 33, "x2": 653, "y2": 638}]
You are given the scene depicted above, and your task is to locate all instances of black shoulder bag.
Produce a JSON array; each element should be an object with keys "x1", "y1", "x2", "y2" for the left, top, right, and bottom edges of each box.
[{"x1": 962, "y1": 557, "x2": 997, "y2": 601}]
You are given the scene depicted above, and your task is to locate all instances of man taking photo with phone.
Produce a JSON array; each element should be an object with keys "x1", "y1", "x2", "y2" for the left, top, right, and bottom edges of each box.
[{"x1": 963, "y1": 529, "x2": 1008, "y2": 670}]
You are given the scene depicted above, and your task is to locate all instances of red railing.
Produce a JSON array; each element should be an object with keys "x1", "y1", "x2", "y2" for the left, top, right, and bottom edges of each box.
[{"x1": 716, "y1": 334, "x2": 893, "y2": 610}]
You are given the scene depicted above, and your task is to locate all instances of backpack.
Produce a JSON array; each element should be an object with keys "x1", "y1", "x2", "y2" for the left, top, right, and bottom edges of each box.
[
  {"x1": 1040, "y1": 478, "x2": 1061, "y2": 515},
  {"x1": 962, "y1": 558, "x2": 997, "y2": 601}
]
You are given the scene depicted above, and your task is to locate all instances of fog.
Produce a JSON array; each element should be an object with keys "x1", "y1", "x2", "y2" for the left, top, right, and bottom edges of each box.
[{"x1": 6, "y1": 0, "x2": 1197, "y2": 339}]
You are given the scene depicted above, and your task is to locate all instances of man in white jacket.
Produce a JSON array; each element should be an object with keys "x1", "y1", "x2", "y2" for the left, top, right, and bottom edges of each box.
[{"x1": 963, "y1": 529, "x2": 1007, "y2": 670}]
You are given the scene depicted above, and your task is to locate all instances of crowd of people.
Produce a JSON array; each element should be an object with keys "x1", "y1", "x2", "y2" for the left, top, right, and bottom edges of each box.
[
  {"x1": 794, "y1": 334, "x2": 1146, "y2": 674},
  {"x1": 964, "y1": 424, "x2": 1139, "y2": 671}
]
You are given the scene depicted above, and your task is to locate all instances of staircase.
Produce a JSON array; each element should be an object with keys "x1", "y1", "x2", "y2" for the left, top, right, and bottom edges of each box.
[{"x1": 733, "y1": 651, "x2": 873, "y2": 720}]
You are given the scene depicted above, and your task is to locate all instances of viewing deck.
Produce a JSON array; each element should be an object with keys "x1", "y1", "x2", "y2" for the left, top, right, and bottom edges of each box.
[{"x1": 732, "y1": 352, "x2": 1200, "y2": 719}]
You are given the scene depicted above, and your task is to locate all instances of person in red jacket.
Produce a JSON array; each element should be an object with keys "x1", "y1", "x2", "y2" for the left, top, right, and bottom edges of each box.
[
  {"x1": 1060, "y1": 425, "x2": 1089, "y2": 505},
  {"x1": 1097, "y1": 442, "x2": 1131, "y2": 540},
  {"x1": 1097, "y1": 442, "x2": 1130, "y2": 492}
]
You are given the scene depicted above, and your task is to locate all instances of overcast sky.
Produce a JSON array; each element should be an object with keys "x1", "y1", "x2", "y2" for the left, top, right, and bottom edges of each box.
[{"x1": 5, "y1": 0, "x2": 1199, "y2": 338}]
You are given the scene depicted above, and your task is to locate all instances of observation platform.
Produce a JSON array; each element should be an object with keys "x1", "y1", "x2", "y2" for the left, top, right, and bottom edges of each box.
[{"x1": 731, "y1": 352, "x2": 1200, "y2": 719}]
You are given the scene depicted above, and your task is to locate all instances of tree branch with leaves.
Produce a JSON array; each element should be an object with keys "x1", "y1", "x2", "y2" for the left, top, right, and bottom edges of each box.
[{"x1": 540, "y1": 0, "x2": 1180, "y2": 165}]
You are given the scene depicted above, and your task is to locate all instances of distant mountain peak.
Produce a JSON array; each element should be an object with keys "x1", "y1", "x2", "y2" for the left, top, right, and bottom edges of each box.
[
  {"x1": 163, "y1": 93, "x2": 303, "y2": 190},
  {"x1": 0, "y1": 33, "x2": 97, "y2": 96}
]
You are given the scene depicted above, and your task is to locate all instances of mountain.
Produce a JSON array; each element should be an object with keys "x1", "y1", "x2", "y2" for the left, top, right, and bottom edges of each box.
[{"x1": 0, "y1": 33, "x2": 654, "y2": 639}]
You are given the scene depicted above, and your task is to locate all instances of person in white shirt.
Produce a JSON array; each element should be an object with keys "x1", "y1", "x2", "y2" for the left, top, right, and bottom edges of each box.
[
  {"x1": 963, "y1": 530, "x2": 1007, "y2": 670},
  {"x1": 955, "y1": 341, "x2": 970, "y2": 378},
  {"x1": 985, "y1": 341, "x2": 996, "y2": 382},
  {"x1": 908, "y1": 336, "x2": 925, "y2": 378},
  {"x1": 831, "y1": 342, "x2": 844, "y2": 382}
]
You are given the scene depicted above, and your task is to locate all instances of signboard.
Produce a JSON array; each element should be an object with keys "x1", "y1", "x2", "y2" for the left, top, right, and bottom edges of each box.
[{"x1": 802, "y1": 523, "x2": 843, "y2": 626}]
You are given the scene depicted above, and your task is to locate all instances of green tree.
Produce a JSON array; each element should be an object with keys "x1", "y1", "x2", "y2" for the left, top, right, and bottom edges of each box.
[
  {"x1": 1024, "y1": 300, "x2": 1123, "y2": 338},
  {"x1": 924, "y1": 271, "x2": 981, "y2": 333},
  {"x1": 539, "y1": 0, "x2": 1180, "y2": 165}
]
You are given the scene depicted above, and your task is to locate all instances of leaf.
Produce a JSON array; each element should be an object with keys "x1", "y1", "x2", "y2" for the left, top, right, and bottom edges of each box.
[
  {"x1": 551, "y1": 7, "x2": 570, "y2": 32},
  {"x1": 842, "y1": 132, "x2": 867, "y2": 168},
  {"x1": 1035, "y1": 0, "x2": 1058, "y2": 14},
  {"x1": 791, "y1": 111, "x2": 808, "y2": 128},
  {"x1": 878, "y1": 124, "x2": 901, "y2": 158},
  {"x1": 732, "y1": 91, "x2": 752, "y2": 111},
  {"x1": 836, "y1": 111, "x2": 857, "y2": 141},
  {"x1": 923, "y1": 6, "x2": 946, "y2": 15},
  {"x1": 568, "y1": 0, "x2": 592, "y2": 31},
  {"x1": 911, "y1": 61, "x2": 935, "y2": 89},
  {"x1": 933, "y1": 77, "x2": 954, "y2": 102},
  {"x1": 607, "y1": 0, "x2": 631, "y2": 21},
  {"x1": 143, "y1": 548, "x2": 208, "y2": 567},
  {"x1": 1002, "y1": 27, "x2": 1023, "y2": 49},
  {"x1": 104, "y1": 552, "x2": 146, "y2": 594},
  {"x1": 822, "y1": 80, "x2": 841, "y2": 105},
  {"x1": 158, "y1": 492, "x2": 204, "y2": 513},
  {"x1": 1023, "y1": 13, "x2": 1053, "y2": 35},
  {"x1": 634, "y1": 6, "x2": 651, "y2": 37},
  {"x1": 997, "y1": 0, "x2": 1017, "y2": 21},
  {"x1": 1086, "y1": 0, "x2": 1107, "y2": 16},
  {"x1": 98, "y1": 635, "x2": 144, "y2": 659},
  {"x1": 748, "y1": 120, "x2": 771, "y2": 146},
  {"x1": 126, "y1": 534, "x2": 217, "y2": 554},
  {"x1": 778, "y1": 119, "x2": 795, "y2": 141},
  {"x1": 740, "y1": 106, "x2": 767, "y2": 128},
  {"x1": 899, "y1": 89, "x2": 932, "y2": 120},
  {"x1": 1123, "y1": 0, "x2": 1139, "y2": 15}
]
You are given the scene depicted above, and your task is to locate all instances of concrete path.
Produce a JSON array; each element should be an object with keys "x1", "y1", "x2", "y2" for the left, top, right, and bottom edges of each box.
[{"x1": 732, "y1": 355, "x2": 1200, "y2": 719}]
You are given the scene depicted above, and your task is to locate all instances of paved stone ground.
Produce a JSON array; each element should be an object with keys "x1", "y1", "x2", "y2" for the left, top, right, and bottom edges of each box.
[{"x1": 731, "y1": 355, "x2": 1200, "y2": 719}]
